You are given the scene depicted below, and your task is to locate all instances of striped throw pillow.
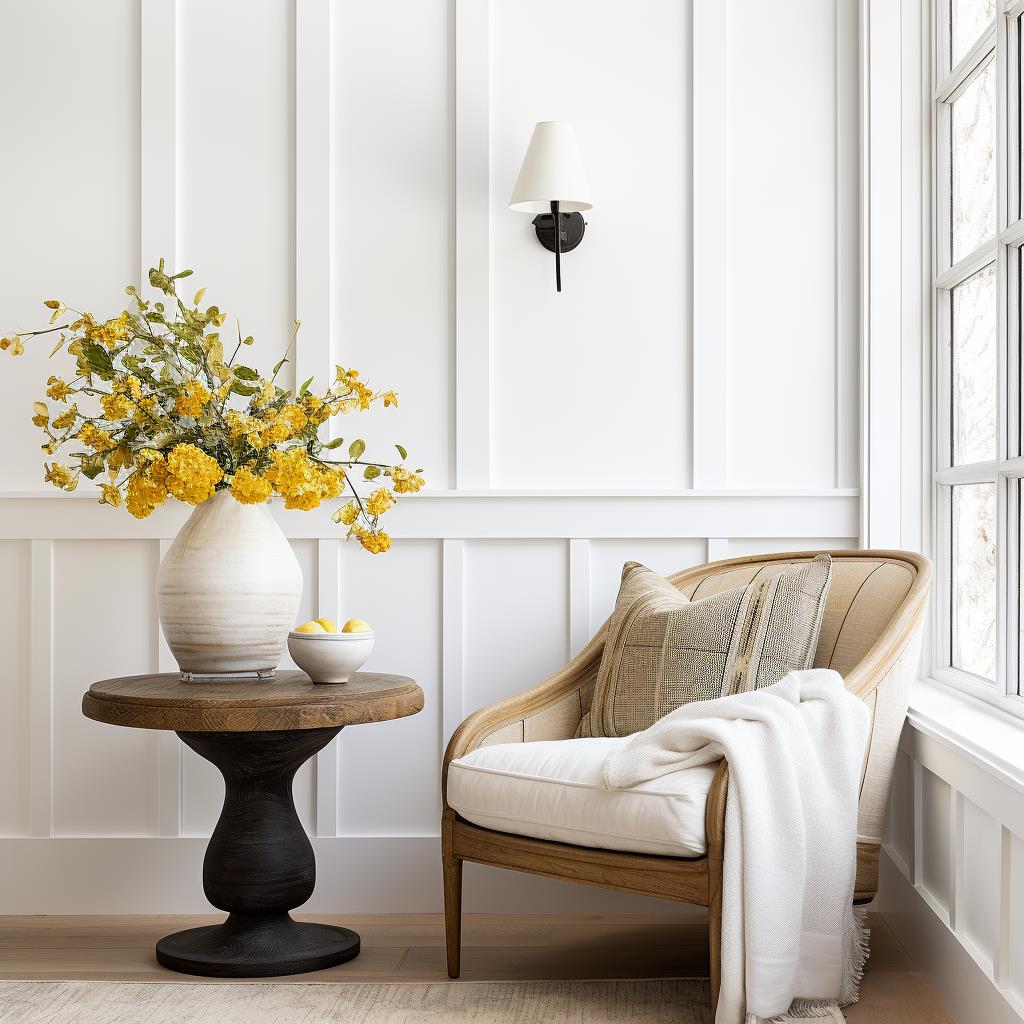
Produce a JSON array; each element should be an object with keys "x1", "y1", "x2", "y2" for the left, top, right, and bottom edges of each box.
[{"x1": 578, "y1": 555, "x2": 833, "y2": 738}]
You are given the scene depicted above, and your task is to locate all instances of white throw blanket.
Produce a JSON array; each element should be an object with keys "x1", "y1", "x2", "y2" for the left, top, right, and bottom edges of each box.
[{"x1": 602, "y1": 669, "x2": 871, "y2": 1024}]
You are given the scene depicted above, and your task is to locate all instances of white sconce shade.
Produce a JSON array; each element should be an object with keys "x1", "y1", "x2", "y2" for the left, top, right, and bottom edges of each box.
[{"x1": 508, "y1": 121, "x2": 592, "y2": 213}]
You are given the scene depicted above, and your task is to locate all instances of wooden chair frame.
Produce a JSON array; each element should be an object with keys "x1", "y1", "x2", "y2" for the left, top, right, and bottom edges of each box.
[{"x1": 440, "y1": 549, "x2": 931, "y2": 1010}]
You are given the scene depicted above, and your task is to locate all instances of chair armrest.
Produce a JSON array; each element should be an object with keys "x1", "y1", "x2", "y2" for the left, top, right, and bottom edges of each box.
[{"x1": 442, "y1": 632, "x2": 605, "y2": 806}]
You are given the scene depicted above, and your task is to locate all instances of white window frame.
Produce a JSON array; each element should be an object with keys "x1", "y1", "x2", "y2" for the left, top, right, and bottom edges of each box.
[{"x1": 930, "y1": 0, "x2": 1024, "y2": 715}]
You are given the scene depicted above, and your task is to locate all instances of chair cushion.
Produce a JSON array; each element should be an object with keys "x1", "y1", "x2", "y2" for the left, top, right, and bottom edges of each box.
[
  {"x1": 447, "y1": 738, "x2": 717, "y2": 858},
  {"x1": 579, "y1": 556, "x2": 833, "y2": 737}
]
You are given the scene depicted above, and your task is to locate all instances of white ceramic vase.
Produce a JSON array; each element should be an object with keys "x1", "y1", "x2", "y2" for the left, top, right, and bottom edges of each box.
[{"x1": 156, "y1": 490, "x2": 303, "y2": 676}]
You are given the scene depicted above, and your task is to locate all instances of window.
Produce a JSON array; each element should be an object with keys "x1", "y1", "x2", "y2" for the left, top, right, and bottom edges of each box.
[{"x1": 932, "y1": 0, "x2": 1024, "y2": 707}]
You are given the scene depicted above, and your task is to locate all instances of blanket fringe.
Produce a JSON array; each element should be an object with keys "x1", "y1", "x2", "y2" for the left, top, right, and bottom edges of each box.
[
  {"x1": 839, "y1": 905, "x2": 871, "y2": 1006},
  {"x1": 744, "y1": 907, "x2": 871, "y2": 1024}
]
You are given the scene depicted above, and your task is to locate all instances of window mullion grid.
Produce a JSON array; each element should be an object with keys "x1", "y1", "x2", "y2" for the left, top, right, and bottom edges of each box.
[{"x1": 933, "y1": 6, "x2": 1004, "y2": 693}]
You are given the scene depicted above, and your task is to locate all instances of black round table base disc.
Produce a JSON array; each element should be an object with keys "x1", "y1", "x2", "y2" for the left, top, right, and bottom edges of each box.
[{"x1": 156, "y1": 916, "x2": 361, "y2": 978}]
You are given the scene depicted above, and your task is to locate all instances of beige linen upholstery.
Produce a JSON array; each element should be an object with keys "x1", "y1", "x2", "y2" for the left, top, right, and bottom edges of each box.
[
  {"x1": 579, "y1": 556, "x2": 832, "y2": 738},
  {"x1": 441, "y1": 549, "x2": 931, "y2": 1009}
]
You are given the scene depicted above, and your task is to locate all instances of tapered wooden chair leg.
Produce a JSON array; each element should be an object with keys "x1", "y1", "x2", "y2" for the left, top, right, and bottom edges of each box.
[
  {"x1": 442, "y1": 818, "x2": 463, "y2": 978},
  {"x1": 708, "y1": 858, "x2": 723, "y2": 1012}
]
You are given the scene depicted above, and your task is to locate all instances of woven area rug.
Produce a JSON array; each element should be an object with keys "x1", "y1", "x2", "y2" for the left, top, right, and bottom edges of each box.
[{"x1": 0, "y1": 980, "x2": 712, "y2": 1024}]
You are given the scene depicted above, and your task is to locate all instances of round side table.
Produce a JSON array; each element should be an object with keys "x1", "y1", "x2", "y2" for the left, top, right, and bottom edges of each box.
[{"x1": 82, "y1": 670, "x2": 423, "y2": 979}]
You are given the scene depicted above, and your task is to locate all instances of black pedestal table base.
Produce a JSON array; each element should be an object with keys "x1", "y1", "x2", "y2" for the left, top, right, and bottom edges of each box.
[{"x1": 155, "y1": 726, "x2": 356, "y2": 978}]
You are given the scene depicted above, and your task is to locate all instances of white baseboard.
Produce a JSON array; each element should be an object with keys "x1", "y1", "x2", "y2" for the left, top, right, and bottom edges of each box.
[
  {"x1": 877, "y1": 849, "x2": 1023, "y2": 1024},
  {"x1": 0, "y1": 837, "x2": 707, "y2": 917}
]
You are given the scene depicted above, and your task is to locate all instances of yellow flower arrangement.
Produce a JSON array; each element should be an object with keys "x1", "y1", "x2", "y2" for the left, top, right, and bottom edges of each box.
[{"x1": 4, "y1": 260, "x2": 424, "y2": 553}]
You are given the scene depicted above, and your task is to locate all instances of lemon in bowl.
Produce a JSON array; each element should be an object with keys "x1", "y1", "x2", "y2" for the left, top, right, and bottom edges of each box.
[{"x1": 288, "y1": 618, "x2": 374, "y2": 684}]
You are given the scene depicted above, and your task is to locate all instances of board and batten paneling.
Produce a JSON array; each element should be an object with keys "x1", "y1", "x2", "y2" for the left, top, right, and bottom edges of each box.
[
  {"x1": 0, "y1": 0, "x2": 140, "y2": 491},
  {"x1": 490, "y1": 0, "x2": 691, "y2": 489},
  {"x1": 723, "y1": 0, "x2": 858, "y2": 488},
  {"x1": 332, "y1": 0, "x2": 453, "y2": 488},
  {"x1": 176, "y1": 0, "x2": 298, "y2": 392},
  {"x1": 0, "y1": 0, "x2": 861, "y2": 911},
  {"x1": 882, "y1": 720, "x2": 1024, "y2": 1021}
]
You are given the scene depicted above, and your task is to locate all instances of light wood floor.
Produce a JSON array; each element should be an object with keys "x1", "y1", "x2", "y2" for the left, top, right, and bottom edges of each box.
[{"x1": 0, "y1": 913, "x2": 952, "y2": 1023}]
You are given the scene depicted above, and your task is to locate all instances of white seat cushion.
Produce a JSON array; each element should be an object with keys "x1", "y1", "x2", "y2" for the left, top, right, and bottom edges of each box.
[{"x1": 447, "y1": 737, "x2": 716, "y2": 858}]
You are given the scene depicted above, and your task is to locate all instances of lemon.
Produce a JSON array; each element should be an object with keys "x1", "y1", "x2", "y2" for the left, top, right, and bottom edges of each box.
[
  {"x1": 315, "y1": 617, "x2": 338, "y2": 633},
  {"x1": 294, "y1": 620, "x2": 327, "y2": 634},
  {"x1": 341, "y1": 618, "x2": 372, "y2": 633}
]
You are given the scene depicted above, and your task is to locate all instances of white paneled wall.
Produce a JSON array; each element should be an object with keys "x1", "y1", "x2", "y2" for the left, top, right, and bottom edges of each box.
[
  {"x1": 883, "y1": 722, "x2": 1024, "y2": 1021},
  {"x1": 0, "y1": 0, "x2": 860, "y2": 912}
]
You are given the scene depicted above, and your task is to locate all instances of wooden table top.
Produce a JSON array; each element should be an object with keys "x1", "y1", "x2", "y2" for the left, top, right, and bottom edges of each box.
[{"x1": 82, "y1": 671, "x2": 424, "y2": 733}]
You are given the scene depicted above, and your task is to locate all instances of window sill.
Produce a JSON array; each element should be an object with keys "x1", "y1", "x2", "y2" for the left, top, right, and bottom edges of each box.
[{"x1": 907, "y1": 678, "x2": 1024, "y2": 794}]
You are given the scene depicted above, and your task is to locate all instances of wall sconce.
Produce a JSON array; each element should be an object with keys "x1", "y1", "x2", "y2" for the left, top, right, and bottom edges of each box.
[{"x1": 508, "y1": 121, "x2": 592, "y2": 292}]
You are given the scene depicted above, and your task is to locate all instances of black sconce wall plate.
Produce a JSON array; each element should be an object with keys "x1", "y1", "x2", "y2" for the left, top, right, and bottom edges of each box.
[{"x1": 531, "y1": 211, "x2": 586, "y2": 253}]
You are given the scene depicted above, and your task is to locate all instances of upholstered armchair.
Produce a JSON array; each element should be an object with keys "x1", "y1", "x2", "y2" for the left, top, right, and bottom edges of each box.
[{"x1": 441, "y1": 549, "x2": 931, "y2": 1010}]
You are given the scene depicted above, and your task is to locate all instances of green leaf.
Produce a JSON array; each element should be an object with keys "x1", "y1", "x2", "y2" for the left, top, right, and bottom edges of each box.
[
  {"x1": 231, "y1": 382, "x2": 260, "y2": 397},
  {"x1": 243, "y1": 335, "x2": 254, "y2": 346},
  {"x1": 395, "y1": 444, "x2": 408, "y2": 460},
  {"x1": 323, "y1": 436, "x2": 345, "y2": 449},
  {"x1": 80, "y1": 342, "x2": 114, "y2": 379},
  {"x1": 272, "y1": 357, "x2": 288, "y2": 376},
  {"x1": 80, "y1": 456, "x2": 105, "y2": 480},
  {"x1": 348, "y1": 438, "x2": 365, "y2": 460},
  {"x1": 363, "y1": 465, "x2": 381, "y2": 480},
  {"x1": 232, "y1": 365, "x2": 259, "y2": 381},
  {"x1": 298, "y1": 376, "x2": 313, "y2": 396}
]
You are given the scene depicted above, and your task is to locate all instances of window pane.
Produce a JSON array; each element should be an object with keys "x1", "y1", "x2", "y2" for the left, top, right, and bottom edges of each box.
[
  {"x1": 952, "y1": 262, "x2": 997, "y2": 464},
  {"x1": 952, "y1": 482, "x2": 997, "y2": 679},
  {"x1": 952, "y1": 60, "x2": 996, "y2": 263},
  {"x1": 951, "y1": 0, "x2": 996, "y2": 69}
]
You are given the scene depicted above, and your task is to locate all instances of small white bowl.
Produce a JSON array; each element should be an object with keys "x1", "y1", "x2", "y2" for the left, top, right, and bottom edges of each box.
[{"x1": 288, "y1": 630, "x2": 375, "y2": 684}]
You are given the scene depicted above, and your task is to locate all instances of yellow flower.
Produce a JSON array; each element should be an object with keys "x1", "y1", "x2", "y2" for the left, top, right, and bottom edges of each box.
[
  {"x1": 365, "y1": 487, "x2": 395, "y2": 517},
  {"x1": 264, "y1": 448, "x2": 336, "y2": 511},
  {"x1": 52, "y1": 404, "x2": 78, "y2": 430},
  {"x1": 216, "y1": 383, "x2": 232, "y2": 401},
  {"x1": 102, "y1": 374, "x2": 144, "y2": 420},
  {"x1": 31, "y1": 402, "x2": 49, "y2": 428},
  {"x1": 125, "y1": 466, "x2": 169, "y2": 519},
  {"x1": 230, "y1": 467, "x2": 273, "y2": 505},
  {"x1": 3, "y1": 338, "x2": 25, "y2": 356},
  {"x1": 332, "y1": 500, "x2": 360, "y2": 526},
  {"x1": 77, "y1": 423, "x2": 116, "y2": 452},
  {"x1": 226, "y1": 410, "x2": 255, "y2": 439},
  {"x1": 165, "y1": 443, "x2": 223, "y2": 505},
  {"x1": 99, "y1": 483, "x2": 122, "y2": 508},
  {"x1": 390, "y1": 465, "x2": 425, "y2": 494},
  {"x1": 264, "y1": 419, "x2": 291, "y2": 444},
  {"x1": 254, "y1": 379, "x2": 277, "y2": 407},
  {"x1": 132, "y1": 394, "x2": 159, "y2": 425},
  {"x1": 84, "y1": 311, "x2": 132, "y2": 348},
  {"x1": 320, "y1": 467, "x2": 345, "y2": 500},
  {"x1": 382, "y1": 391, "x2": 398, "y2": 408},
  {"x1": 46, "y1": 376, "x2": 74, "y2": 402},
  {"x1": 100, "y1": 391, "x2": 133, "y2": 420},
  {"x1": 353, "y1": 526, "x2": 391, "y2": 555},
  {"x1": 173, "y1": 380, "x2": 211, "y2": 419},
  {"x1": 280, "y1": 403, "x2": 308, "y2": 435},
  {"x1": 43, "y1": 462, "x2": 77, "y2": 491}
]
